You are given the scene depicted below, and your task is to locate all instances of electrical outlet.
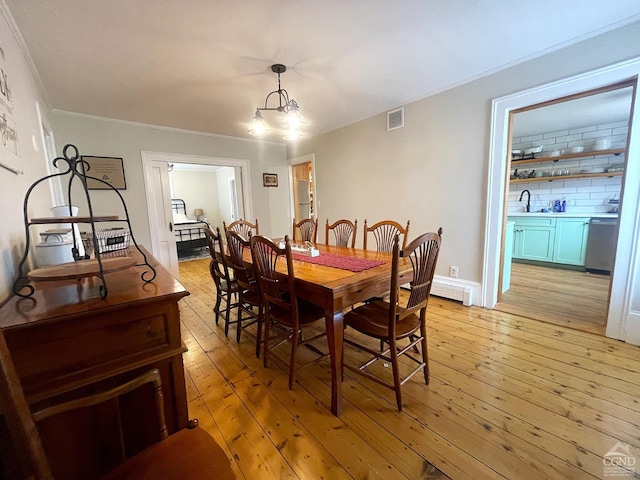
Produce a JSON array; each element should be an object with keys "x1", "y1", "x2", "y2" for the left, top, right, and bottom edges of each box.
[{"x1": 449, "y1": 266, "x2": 459, "y2": 278}]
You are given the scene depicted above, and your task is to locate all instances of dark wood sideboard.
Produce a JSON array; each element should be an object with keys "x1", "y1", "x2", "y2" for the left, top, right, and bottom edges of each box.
[{"x1": 0, "y1": 248, "x2": 190, "y2": 479}]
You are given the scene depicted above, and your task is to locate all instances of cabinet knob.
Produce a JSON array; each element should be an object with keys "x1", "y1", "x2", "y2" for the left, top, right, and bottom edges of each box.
[{"x1": 169, "y1": 222, "x2": 173, "y2": 232}]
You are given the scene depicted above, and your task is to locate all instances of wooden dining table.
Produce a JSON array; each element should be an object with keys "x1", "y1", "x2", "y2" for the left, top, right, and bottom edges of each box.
[{"x1": 241, "y1": 242, "x2": 413, "y2": 416}]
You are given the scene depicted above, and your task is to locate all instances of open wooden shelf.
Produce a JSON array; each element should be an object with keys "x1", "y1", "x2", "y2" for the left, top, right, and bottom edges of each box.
[
  {"x1": 29, "y1": 215, "x2": 119, "y2": 224},
  {"x1": 511, "y1": 171, "x2": 623, "y2": 184},
  {"x1": 27, "y1": 256, "x2": 136, "y2": 281},
  {"x1": 511, "y1": 148, "x2": 625, "y2": 166}
]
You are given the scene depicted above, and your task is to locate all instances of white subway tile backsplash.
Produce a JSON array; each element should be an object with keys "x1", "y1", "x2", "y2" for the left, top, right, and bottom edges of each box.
[
  {"x1": 543, "y1": 130, "x2": 570, "y2": 139},
  {"x1": 569, "y1": 126, "x2": 597, "y2": 134},
  {"x1": 555, "y1": 133, "x2": 584, "y2": 144},
  {"x1": 598, "y1": 121, "x2": 627, "y2": 130},
  {"x1": 563, "y1": 179, "x2": 593, "y2": 187},
  {"x1": 591, "y1": 177, "x2": 624, "y2": 185},
  {"x1": 577, "y1": 185, "x2": 607, "y2": 193},
  {"x1": 589, "y1": 192, "x2": 613, "y2": 199},
  {"x1": 507, "y1": 120, "x2": 626, "y2": 214},
  {"x1": 575, "y1": 199, "x2": 604, "y2": 206},
  {"x1": 520, "y1": 134, "x2": 544, "y2": 142},
  {"x1": 582, "y1": 130, "x2": 613, "y2": 139}
]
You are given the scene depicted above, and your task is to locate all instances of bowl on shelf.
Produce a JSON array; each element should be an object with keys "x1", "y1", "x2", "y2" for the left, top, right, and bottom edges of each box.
[
  {"x1": 569, "y1": 146, "x2": 585, "y2": 153},
  {"x1": 581, "y1": 167, "x2": 606, "y2": 174},
  {"x1": 594, "y1": 138, "x2": 612, "y2": 151}
]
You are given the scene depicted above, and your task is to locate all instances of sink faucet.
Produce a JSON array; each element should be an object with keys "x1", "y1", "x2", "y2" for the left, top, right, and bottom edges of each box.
[{"x1": 519, "y1": 189, "x2": 531, "y2": 212}]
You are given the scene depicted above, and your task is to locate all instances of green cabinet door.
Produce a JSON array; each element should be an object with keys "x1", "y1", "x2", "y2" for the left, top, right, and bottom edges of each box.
[
  {"x1": 553, "y1": 218, "x2": 590, "y2": 266},
  {"x1": 514, "y1": 225, "x2": 555, "y2": 261}
]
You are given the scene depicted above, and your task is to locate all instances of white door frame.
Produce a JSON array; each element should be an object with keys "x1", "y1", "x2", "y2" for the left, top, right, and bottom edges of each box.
[
  {"x1": 141, "y1": 151, "x2": 253, "y2": 264},
  {"x1": 483, "y1": 56, "x2": 640, "y2": 343}
]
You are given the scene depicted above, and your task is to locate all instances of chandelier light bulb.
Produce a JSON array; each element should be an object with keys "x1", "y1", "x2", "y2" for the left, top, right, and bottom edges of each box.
[
  {"x1": 283, "y1": 100, "x2": 305, "y2": 130},
  {"x1": 248, "y1": 109, "x2": 271, "y2": 136}
]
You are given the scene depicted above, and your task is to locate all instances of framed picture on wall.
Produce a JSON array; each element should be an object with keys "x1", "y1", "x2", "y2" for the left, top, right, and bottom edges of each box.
[
  {"x1": 263, "y1": 173, "x2": 278, "y2": 187},
  {"x1": 82, "y1": 156, "x2": 127, "y2": 190}
]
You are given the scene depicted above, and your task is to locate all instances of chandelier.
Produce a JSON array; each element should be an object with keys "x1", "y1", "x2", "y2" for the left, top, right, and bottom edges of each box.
[{"x1": 248, "y1": 64, "x2": 305, "y2": 140}]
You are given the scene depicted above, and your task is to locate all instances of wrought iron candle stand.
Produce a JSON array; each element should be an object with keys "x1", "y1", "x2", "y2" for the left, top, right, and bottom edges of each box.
[{"x1": 12, "y1": 144, "x2": 156, "y2": 299}]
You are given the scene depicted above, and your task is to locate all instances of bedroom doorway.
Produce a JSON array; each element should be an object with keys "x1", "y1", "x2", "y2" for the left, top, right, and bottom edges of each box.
[
  {"x1": 142, "y1": 151, "x2": 253, "y2": 278},
  {"x1": 169, "y1": 163, "x2": 239, "y2": 261}
]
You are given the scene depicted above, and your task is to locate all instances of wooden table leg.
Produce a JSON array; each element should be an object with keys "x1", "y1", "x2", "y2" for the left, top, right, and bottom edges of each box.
[{"x1": 325, "y1": 310, "x2": 344, "y2": 416}]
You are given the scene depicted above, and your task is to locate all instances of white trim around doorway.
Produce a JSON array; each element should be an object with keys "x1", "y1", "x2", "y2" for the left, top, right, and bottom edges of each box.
[
  {"x1": 141, "y1": 150, "x2": 253, "y2": 259},
  {"x1": 483, "y1": 56, "x2": 640, "y2": 343}
]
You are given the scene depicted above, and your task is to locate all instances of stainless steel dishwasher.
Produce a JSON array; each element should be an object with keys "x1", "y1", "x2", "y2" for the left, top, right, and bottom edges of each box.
[{"x1": 585, "y1": 217, "x2": 618, "y2": 274}]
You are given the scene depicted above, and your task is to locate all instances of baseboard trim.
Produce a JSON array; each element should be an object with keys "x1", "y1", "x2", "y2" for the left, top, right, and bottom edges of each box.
[{"x1": 430, "y1": 276, "x2": 481, "y2": 307}]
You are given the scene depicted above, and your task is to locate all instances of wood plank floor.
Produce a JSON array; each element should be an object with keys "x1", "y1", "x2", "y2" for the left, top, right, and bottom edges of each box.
[
  {"x1": 497, "y1": 262, "x2": 610, "y2": 335},
  {"x1": 178, "y1": 258, "x2": 640, "y2": 479}
]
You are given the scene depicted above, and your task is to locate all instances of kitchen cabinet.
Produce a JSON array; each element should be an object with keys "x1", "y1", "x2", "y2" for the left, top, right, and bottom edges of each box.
[
  {"x1": 512, "y1": 217, "x2": 555, "y2": 262},
  {"x1": 553, "y1": 218, "x2": 590, "y2": 266},
  {"x1": 509, "y1": 215, "x2": 593, "y2": 267}
]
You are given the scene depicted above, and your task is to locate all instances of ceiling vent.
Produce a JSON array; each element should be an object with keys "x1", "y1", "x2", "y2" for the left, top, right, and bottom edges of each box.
[{"x1": 387, "y1": 107, "x2": 404, "y2": 131}]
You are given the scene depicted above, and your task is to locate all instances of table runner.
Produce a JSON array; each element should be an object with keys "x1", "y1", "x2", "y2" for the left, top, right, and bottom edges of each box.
[{"x1": 291, "y1": 251, "x2": 386, "y2": 272}]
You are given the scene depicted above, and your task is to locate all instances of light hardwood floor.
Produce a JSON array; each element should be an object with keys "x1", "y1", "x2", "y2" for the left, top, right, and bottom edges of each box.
[
  {"x1": 178, "y1": 258, "x2": 640, "y2": 479},
  {"x1": 498, "y1": 262, "x2": 610, "y2": 335}
]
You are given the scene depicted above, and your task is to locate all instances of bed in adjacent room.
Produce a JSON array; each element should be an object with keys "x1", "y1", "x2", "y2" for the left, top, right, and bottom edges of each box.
[{"x1": 171, "y1": 199, "x2": 209, "y2": 256}]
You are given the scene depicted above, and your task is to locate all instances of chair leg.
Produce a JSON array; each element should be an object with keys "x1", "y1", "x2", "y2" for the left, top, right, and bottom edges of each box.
[
  {"x1": 289, "y1": 326, "x2": 299, "y2": 390},
  {"x1": 263, "y1": 311, "x2": 270, "y2": 368},
  {"x1": 224, "y1": 291, "x2": 231, "y2": 337},
  {"x1": 255, "y1": 305, "x2": 263, "y2": 359},
  {"x1": 390, "y1": 337, "x2": 403, "y2": 412},
  {"x1": 421, "y1": 327, "x2": 430, "y2": 385},
  {"x1": 236, "y1": 293, "x2": 244, "y2": 343},
  {"x1": 213, "y1": 289, "x2": 222, "y2": 325}
]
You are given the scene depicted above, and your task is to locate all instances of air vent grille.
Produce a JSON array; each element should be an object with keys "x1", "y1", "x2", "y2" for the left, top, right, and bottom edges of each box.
[{"x1": 387, "y1": 107, "x2": 404, "y2": 131}]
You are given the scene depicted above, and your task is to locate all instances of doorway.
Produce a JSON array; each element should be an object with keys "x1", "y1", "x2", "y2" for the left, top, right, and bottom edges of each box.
[
  {"x1": 291, "y1": 162, "x2": 314, "y2": 220},
  {"x1": 168, "y1": 163, "x2": 238, "y2": 261},
  {"x1": 483, "y1": 57, "x2": 640, "y2": 344},
  {"x1": 495, "y1": 84, "x2": 634, "y2": 335},
  {"x1": 288, "y1": 154, "x2": 317, "y2": 227},
  {"x1": 141, "y1": 151, "x2": 253, "y2": 278}
]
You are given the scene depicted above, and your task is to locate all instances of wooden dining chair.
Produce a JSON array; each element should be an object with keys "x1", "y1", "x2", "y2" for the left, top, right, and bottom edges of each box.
[
  {"x1": 363, "y1": 219, "x2": 410, "y2": 252},
  {"x1": 205, "y1": 227, "x2": 241, "y2": 338},
  {"x1": 223, "y1": 219, "x2": 259, "y2": 239},
  {"x1": 249, "y1": 234, "x2": 329, "y2": 389},
  {"x1": 344, "y1": 228, "x2": 442, "y2": 411},
  {"x1": 225, "y1": 229, "x2": 263, "y2": 355},
  {"x1": 0, "y1": 327, "x2": 234, "y2": 480},
  {"x1": 292, "y1": 218, "x2": 318, "y2": 243},
  {"x1": 325, "y1": 219, "x2": 357, "y2": 248}
]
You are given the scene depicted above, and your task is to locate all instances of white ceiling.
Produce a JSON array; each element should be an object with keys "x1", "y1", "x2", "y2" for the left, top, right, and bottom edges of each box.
[
  {"x1": 512, "y1": 86, "x2": 635, "y2": 138},
  {"x1": 6, "y1": 1, "x2": 640, "y2": 141}
]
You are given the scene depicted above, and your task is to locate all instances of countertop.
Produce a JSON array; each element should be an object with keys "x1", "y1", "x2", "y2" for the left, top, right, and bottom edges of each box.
[{"x1": 508, "y1": 212, "x2": 618, "y2": 219}]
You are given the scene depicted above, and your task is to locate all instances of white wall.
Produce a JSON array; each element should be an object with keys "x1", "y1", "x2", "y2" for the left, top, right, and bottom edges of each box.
[
  {"x1": 0, "y1": 6, "x2": 54, "y2": 304},
  {"x1": 170, "y1": 169, "x2": 222, "y2": 226},
  {"x1": 289, "y1": 21, "x2": 640, "y2": 287},
  {"x1": 49, "y1": 112, "x2": 289, "y2": 246}
]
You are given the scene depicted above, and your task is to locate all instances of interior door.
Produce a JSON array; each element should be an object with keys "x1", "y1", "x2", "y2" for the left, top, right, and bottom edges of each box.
[{"x1": 148, "y1": 160, "x2": 179, "y2": 278}]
